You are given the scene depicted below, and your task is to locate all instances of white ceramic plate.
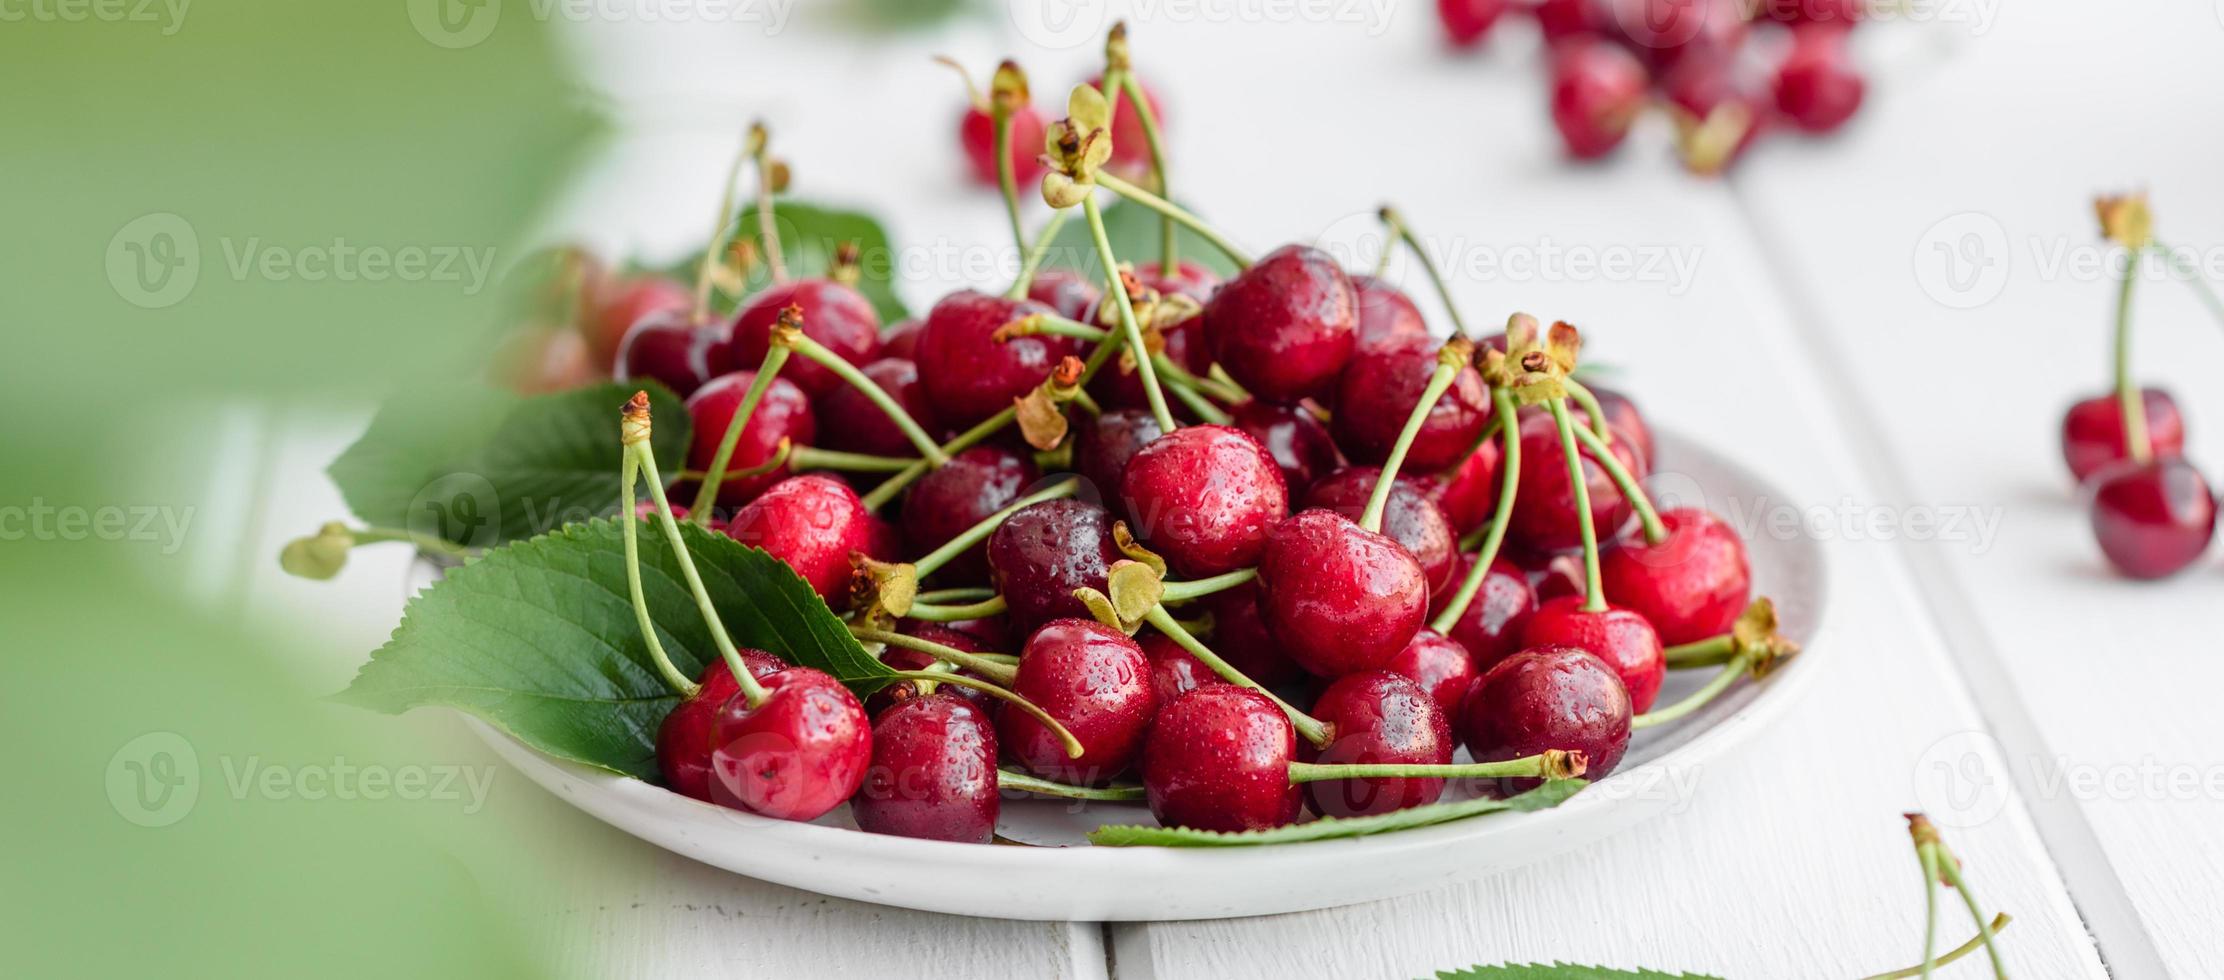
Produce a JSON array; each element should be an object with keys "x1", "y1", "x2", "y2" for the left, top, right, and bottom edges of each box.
[{"x1": 459, "y1": 432, "x2": 1825, "y2": 921}]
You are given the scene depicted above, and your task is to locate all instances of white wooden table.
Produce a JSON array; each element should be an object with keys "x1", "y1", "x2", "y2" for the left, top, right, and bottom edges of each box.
[{"x1": 237, "y1": 3, "x2": 2224, "y2": 976}]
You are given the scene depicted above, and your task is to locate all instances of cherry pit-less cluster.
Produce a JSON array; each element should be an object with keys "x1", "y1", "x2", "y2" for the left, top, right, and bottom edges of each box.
[
  {"x1": 560, "y1": 29, "x2": 1800, "y2": 842},
  {"x1": 1436, "y1": 0, "x2": 1867, "y2": 173}
]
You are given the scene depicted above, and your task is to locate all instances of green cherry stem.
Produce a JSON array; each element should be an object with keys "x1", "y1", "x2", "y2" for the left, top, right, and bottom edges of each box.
[
  {"x1": 1284, "y1": 749, "x2": 1581, "y2": 784},
  {"x1": 2159, "y1": 240, "x2": 2224, "y2": 330},
  {"x1": 1915, "y1": 829, "x2": 1945, "y2": 980},
  {"x1": 1081, "y1": 193, "x2": 1178, "y2": 433},
  {"x1": 1114, "y1": 71, "x2": 1177, "y2": 269},
  {"x1": 1377, "y1": 205, "x2": 1470, "y2": 338},
  {"x1": 1548, "y1": 397, "x2": 1608, "y2": 614},
  {"x1": 1004, "y1": 313, "x2": 1239, "y2": 405},
  {"x1": 2112, "y1": 247, "x2": 2152, "y2": 464},
  {"x1": 1159, "y1": 567, "x2": 1258, "y2": 602},
  {"x1": 692, "y1": 135, "x2": 752, "y2": 323},
  {"x1": 786, "y1": 446, "x2": 918, "y2": 473},
  {"x1": 1434, "y1": 387, "x2": 1522, "y2": 631},
  {"x1": 914, "y1": 476, "x2": 1083, "y2": 578},
  {"x1": 1094, "y1": 171, "x2": 1252, "y2": 269},
  {"x1": 1561, "y1": 377, "x2": 1616, "y2": 444},
  {"x1": 625, "y1": 395, "x2": 767, "y2": 707},
  {"x1": 992, "y1": 91, "x2": 1027, "y2": 264},
  {"x1": 852, "y1": 628, "x2": 1019, "y2": 687},
  {"x1": 859, "y1": 405, "x2": 1022, "y2": 511},
  {"x1": 916, "y1": 586, "x2": 997, "y2": 604},
  {"x1": 904, "y1": 594, "x2": 1010, "y2": 622},
  {"x1": 619, "y1": 445, "x2": 698, "y2": 697},
  {"x1": 778, "y1": 329, "x2": 949, "y2": 464},
  {"x1": 1006, "y1": 209, "x2": 1073, "y2": 299},
  {"x1": 1569, "y1": 422, "x2": 1663, "y2": 545},
  {"x1": 1164, "y1": 377, "x2": 1232, "y2": 425},
  {"x1": 1935, "y1": 844, "x2": 2010, "y2": 979},
  {"x1": 1360, "y1": 338, "x2": 1472, "y2": 533},
  {"x1": 1142, "y1": 604, "x2": 1330, "y2": 748},
  {"x1": 999, "y1": 769, "x2": 1146, "y2": 801},
  {"x1": 687, "y1": 345, "x2": 792, "y2": 518},
  {"x1": 884, "y1": 669, "x2": 1082, "y2": 759},
  {"x1": 1663, "y1": 633, "x2": 1736, "y2": 669},
  {"x1": 345, "y1": 526, "x2": 473, "y2": 557},
  {"x1": 1629, "y1": 651, "x2": 1748, "y2": 730},
  {"x1": 1861, "y1": 915, "x2": 2013, "y2": 980},
  {"x1": 749, "y1": 122, "x2": 789, "y2": 282}
]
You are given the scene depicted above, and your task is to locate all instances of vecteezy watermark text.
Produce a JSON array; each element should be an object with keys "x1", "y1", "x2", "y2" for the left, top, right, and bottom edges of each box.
[
  {"x1": 107, "y1": 731, "x2": 497, "y2": 827},
  {"x1": 0, "y1": 499, "x2": 196, "y2": 555},
  {"x1": 408, "y1": 0, "x2": 800, "y2": 48},
  {"x1": 0, "y1": 0, "x2": 190, "y2": 34},
  {"x1": 106, "y1": 213, "x2": 498, "y2": 309}
]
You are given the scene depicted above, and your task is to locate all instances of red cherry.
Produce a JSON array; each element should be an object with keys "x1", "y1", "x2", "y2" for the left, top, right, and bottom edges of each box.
[
  {"x1": 587, "y1": 274, "x2": 692, "y2": 366},
  {"x1": 707, "y1": 667, "x2": 873, "y2": 820},
  {"x1": 1459, "y1": 645, "x2": 1631, "y2": 796},
  {"x1": 1534, "y1": 0, "x2": 1606, "y2": 42},
  {"x1": 1773, "y1": 25, "x2": 1865, "y2": 133},
  {"x1": 868, "y1": 623, "x2": 995, "y2": 717},
  {"x1": 1072, "y1": 408, "x2": 1167, "y2": 511},
  {"x1": 814, "y1": 358, "x2": 938, "y2": 459},
  {"x1": 1303, "y1": 466, "x2": 1459, "y2": 599},
  {"x1": 1203, "y1": 245, "x2": 1359, "y2": 403},
  {"x1": 1579, "y1": 384, "x2": 1655, "y2": 470},
  {"x1": 1137, "y1": 259, "x2": 1222, "y2": 299},
  {"x1": 725, "y1": 475, "x2": 895, "y2": 605},
  {"x1": 1550, "y1": 40, "x2": 1648, "y2": 159},
  {"x1": 684, "y1": 370, "x2": 817, "y2": 507},
  {"x1": 987, "y1": 499, "x2": 1123, "y2": 636},
  {"x1": 998, "y1": 619, "x2": 1159, "y2": 785},
  {"x1": 1509, "y1": 412, "x2": 1645, "y2": 553},
  {"x1": 1142, "y1": 685, "x2": 1303, "y2": 832},
  {"x1": 1198, "y1": 581, "x2": 1305, "y2": 688},
  {"x1": 1230, "y1": 400, "x2": 1344, "y2": 497},
  {"x1": 901, "y1": 445, "x2": 1038, "y2": 583},
  {"x1": 1257, "y1": 509, "x2": 1430, "y2": 677},
  {"x1": 1407, "y1": 440, "x2": 1503, "y2": 536},
  {"x1": 1348, "y1": 274, "x2": 1432, "y2": 348},
  {"x1": 2061, "y1": 388, "x2": 2186, "y2": 483},
  {"x1": 926, "y1": 614, "x2": 1013, "y2": 654},
  {"x1": 1613, "y1": 0, "x2": 1748, "y2": 69},
  {"x1": 2087, "y1": 457, "x2": 2218, "y2": 579},
  {"x1": 1437, "y1": 0, "x2": 1511, "y2": 47},
  {"x1": 1027, "y1": 267, "x2": 1101, "y2": 322},
  {"x1": 1143, "y1": 631, "x2": 1226, "y2": 706},
  {"x1": 880, "y1": 318, "x2": 923, "y2": 361},
  {"x1": 1089, "y1": 298, "x2": 1210, "y2": 412},
  {"x1": 1120, "y1": 424, "x2": 1290, "y2": 577},
  {"x1": 915, "y1": 290, "x2": 1074, "y2": 430},
  {"x1": 1521, "y1": 597, "x2": 1666, "y2": 712},
  {"x1": 1527, "y1": 551, "x2": 1590, "y2": 603},
  {"x1": 1087, "y1": 74, "x2": 1166, "y2": 178},
  {"x1": 1303, "y1": 671, "x2": 1453, "y2": 817},
  {"x1": 1599, "y1": 508, "x2": 1751, "y2": 645},
  {"x1": 1661, "y1": 53, "x2": 1767, "y2": 175},
  {"x1": 615, "y1": 310, "x2": 726, "y2": 398},
  {"x1": 1438, "y1": 555, "x2": 1540, "y2": 672},
  {"x1": 656, "y1": 653, "x2": 786, "y2": 803},
  {"x1": 852, "y1": 693, "x2": 1000, "y2": 844},
  {"x1": 723, "y1": 279, "x2": 882, "y2": 398},
  {"x1": 1331, "y1": 335, "x2": 1492, "y2": 471},
  {"x1": 959, "y1": 100, "x2": 1047, "y2": 188},
  {"x1": 1382, "y1": 629, "x2": 1481, "y2": 736}
]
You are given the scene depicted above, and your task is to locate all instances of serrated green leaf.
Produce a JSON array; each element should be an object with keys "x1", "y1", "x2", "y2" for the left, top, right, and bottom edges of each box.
[
  {"x1": 326, "y1": 382, "x2": 687, "y2": 547},
  {"x1": 1088, "y1": 779, "x2": 1587, "y2": 847},
  {"x1": 653, "y1": 200, "x2": 910, "y2": 324},
  {"x1": 337, "y1": 517, "x2": 894, "y2": 781},
  {"x1": 1039, "y1": 198, "x2": 1242, "y2": 281},
  {"x1": 1429, "y1": 964, "x2": 1721, "y2": 980}
]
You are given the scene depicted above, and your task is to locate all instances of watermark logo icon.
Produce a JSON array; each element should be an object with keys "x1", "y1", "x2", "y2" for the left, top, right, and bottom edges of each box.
[
  {"x1": 107, "y1": 732, "x2": 200, "y2": 828},
  {"x1": 1914, "y1": 730, "x2": 2012, "y2": 829},
  {"x1": 409, "y1": 473, "x2": 503, "y2": 550},
  {"x1": 107, "y1": 213, "x2": 200, "y2": 309},
  {"x1": 1010, "y1": 0, "x2": 1107, "y2": 49},
  {"x1": 410, "y1": 0, "x2": 501, "y2": 49},
  {"x1": 1913, "y1": 212, "x2": 2009, "y2": 309}
]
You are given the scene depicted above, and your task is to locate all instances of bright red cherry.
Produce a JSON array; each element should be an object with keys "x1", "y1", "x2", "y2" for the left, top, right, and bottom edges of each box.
[
  {"x1": 1579, "y1": 384, "x2": 1655, "y2": 470},
  {"x1": 1534, "y1": 0, "x2": 1605, "y2": 42},
  {"x1": 2087, "y1": 457, "x2": 2218, "y2": 579},
  {"x1": 1304, "y1": 467, "x2": 1459, "y2": 599},
  {"x1": 1521, "y1": 597, "x2": 1667, "y2": 712},
  {"x1": 1437, "y1": 0, "x2": 1510, "y2": 47},
  {"x1": 707, "y1": 667, "x2": 873, "y2": 820},
  {"x1": 1120, "y1": 424, "x2": 1290, "y2": 577},
  {"x1": 1203, "y1": 245, "x2": 1358, "y2": 403},
  {"x1": 2061, "y1": 389, "x2": 2186, "y2": 483},
  {"x1": 852, "y1": 693, "x2": 1000, "y2": 844},
  {"x1": 1026, "y1": 268, "x2": 1101, "y2": 321},
  {"x1": 1408, "y1": 440, "x2": 1503, "y2": 536},
  {"x1": 725, "y1": 475, "x2": 896, "y2": 605},
  {"x1": 1257, "y1": 509, "x2": 1430, "y2": 678},
  {"x1": 1599, "y1": 508, "x2": 1751, "y2": 646},
  {"x1": 1508, "y1": 412, "x2": 1645, "y2": 554},
  {"x1": 657, "y1": 652, "x2": 785, "y2": 803},
  {"x1": 901, "y1": 445, "x2": 1037, "y2": 584},
  {"x1": 1088, "y1": 74, "x2": 1166, "y2": 178},
  {"x1": 1142, "y1": 685, "x2": 1303, "y2": 832},
  {"x1": 1143, "y1": 631, "x2": 1226, "y2": 706},
  {"x1": 1230, "y1": 400, "x2": 1343, "y2": 497},
  {"x1": 1348, "y1": 274, "x2": 1431, "y2": 348},
  {"x1": 1614, "y1": 0, "x2": 1748, "y2": 69},
  {"x1": 1331, "y1": 335, "x2": 1491, "y2": 471},
  {"x1": 987, "y1": 499, "x2": 1122, "y2": 636},
  {"x1": 1460, "y1": 645, "x2": 1631, "y2": 796},
  {"x1": 1774, "y1": 25, "x2": 1865, "y2": 133},
  {"x1": 1438, "y1": 555, "x2": 1540, "y2": 672},
  {"x1": 684, "y1": 370, "x2": 817, "y2": 507},
  {"x1": 1385, "y1": 628, "x2": 1483, "y2": 731},
  {"x1": 915, "y1": 290, "x2": 1074, "y2": 430},
  {"x1": 814, "y1": 358, "x2": 937, "y2": 459},
  {"x1": 723, "y1": 279, "x2": 882, "y2": 398},
  {"x1": 958, "y1": 97, "x2": 1047, "y2": 188},
  {"x1": 1303, "y1": 671, "x2": 1453, "y2": 817},
  {"x1": 1550, "y1": 40, "x2": 1648, "y2": 159},
  {"x1": 999, "y1": 619, "x2": 1158, "y2": 786}
]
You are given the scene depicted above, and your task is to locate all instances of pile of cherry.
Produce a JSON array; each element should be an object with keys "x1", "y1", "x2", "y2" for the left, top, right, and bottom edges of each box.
[
  {"x1": 1436, "y1": 0, "x2": 1868, "y2": 173},
  {"x1": 565, "y1": 48, "x2": 1799, "y2": 845}
]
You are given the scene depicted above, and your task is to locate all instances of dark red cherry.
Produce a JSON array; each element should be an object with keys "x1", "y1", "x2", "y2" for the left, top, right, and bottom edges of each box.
[
  {"x1": 868, "y1": 623, "x2": 996, "y2": 717},
  {"x1": 1437, "y1": 0, "x2": 1510, "y2": 47},
  {"x1": 1533, "y1": 0, "x2": 1605, "y2": 42},
  {"x1": 1526, "y1": 551, "x2": 1589, "y2": 603},
  {"x1": 1521, "y1": 597, "x2": 1666, "y2": 712},
  {"x1": 1199, "y1": 582, "x2": 1304, "y2": 688},
  {"x1": 1459, "y1": 645, "x2": 1631, "y2": 796},
  {"x1": 1257, "y1": 509, "x2": 1430, "y2": 678},
  {"x1": 1774, "y1": 25, "x2": 1865, "y2": 133},
  {"x1": 723, "y1": 279, "x2": 882, "y2": 398},
  {"x1": 588, "y1": 273, "x2": 692, "y2": 366},
  {"x1": 1550, "y1": 40, "x2": 1648, "y2": 159},
  {"x1": 614, "y1": 310, "x2": 723, "y2": 398},
  {"x1": 1073, "y1": 408, "x2": 1167, "y2": 510},
  {"x1": 1579, "y1": 384, "x2": 1655, "y2": 470},
  {"x1": 987, "y1": 499, "x2": 1122, "y2": 635},
  {"x1": 1304, "y1": 670, "x2": 1453, "y2": 817},
  {"x1": 1613, "y1": 0, "x2": 1748, "y2": 69},
  {"x1": 1142, "y1": 685, "x2": 1302, "y2": 832},
  {"x1": 1599, "y1": 508, "x2": 1751, "y2": 645},
  {"x1": 1438, "y1": 555, "x2": 1539, "y2": 672},
  {"x1": 814, "y1": 357, "x2": 938, "y2": 459},
  {"x1": 1383, "y1": 628, "x2": 1480, "y2": 731},
  {"x1": 902, "y1": 445, "x2": 1037, "y2": 583},
  {"x1": 684, "y1": 370, "x2": 817, "y2": 507},
  {"x1": 923, "y1": 614, "x2": 1013, "y2": 654},
  {"x1": 914, "y1": 290, "x2": 1074, "y2": 430},
  {"x1": 1348, "y1": 274, "x2": 1431, "y2": 348},
  {"x1": 1089, "y1": 302, "x2": 1210, "y2": 412},
  {"x1": 1407, "y1": 440, "x2": 1502, "y2": 536},
  {"x1": 1120, "y1": 424, "x2": 1290, "y2": 577},
  {"x1": 1303, "y1": 466, "x2": 1459, "y2": 598},
  {"x1": 1331, "y1": 335, "x2": 1491, "y2": 471},
  {"x1": 1087, "y1": 74, "x2": 1166, "y2": 178},
  {"x1": 852, "y1": 693, "x2": 1000, "y2": 844},
  {"x1": 880, "y1": 318, "x2": 923, "y2": 361},
  {"x1": 959, "y1": 99, "x2": 1047, "y2": 188},
  {"x1": 725, "y1": 475, "x2": 896, "y2": 605},
  {"x1": 2087, "y1": 457, "x2": 2218, "y2": 580},
  {"x1": 1203, "y1": 245, "x2": 1358, "y2": 404},
  {"x1": 707, "y1": 666, "x2": 873, "y2": 820},
  {"x1": 657, "y1": 653, "x2": 786, "y2": 802},
  {"x1": 1026, "y1": 267, "x2": 1101, "y2": 321},
  {"x1": 1230, "y1": 400, "x2": 1343, "y2": 496},
  {"x1": 2061, "y1": 388, "x2": 2185, "y2": 483},
  {"x1": 998, "y1": 619, "x2": 1158, "y2": 785},
  {"x1": 1143, "y1": 631, "x2": 1226, "y2": 706},
  {"x1": 1509, "y1": 412, "x2": 1644, "y2": 554}
]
